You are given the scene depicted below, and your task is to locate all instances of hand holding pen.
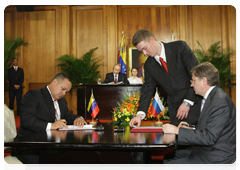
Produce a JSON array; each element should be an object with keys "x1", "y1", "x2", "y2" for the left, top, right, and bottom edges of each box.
[{"x1": 51, "y1": 119, "x2": 68, "y2": 130}]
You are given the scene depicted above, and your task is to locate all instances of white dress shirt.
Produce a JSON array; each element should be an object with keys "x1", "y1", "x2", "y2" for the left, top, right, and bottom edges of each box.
[{"x1": 128, "y1": 76, "x2": 143, "y2": 84}]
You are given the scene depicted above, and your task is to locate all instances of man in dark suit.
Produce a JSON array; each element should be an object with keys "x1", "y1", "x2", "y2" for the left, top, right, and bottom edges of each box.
[
  {"x1": 129, "y1": 29, "x2": 201, "y2": 127},
  {"x1": 103, "y1": 63, "x2": 130, "y2": 84},
  {"x1": 11, "y1": 73, "x2": 87, "y2": 163},
  {"x1": 8, "y1": 58, "x2": 24, "y2": 115},
  {"x1": 162, "y1": 62, "x2": 236, "y2": 163}
]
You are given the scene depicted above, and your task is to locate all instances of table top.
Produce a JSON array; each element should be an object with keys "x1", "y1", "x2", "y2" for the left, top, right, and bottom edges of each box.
[{"x1": 4, "y1": 122, "x2": 176, "y2": 150}]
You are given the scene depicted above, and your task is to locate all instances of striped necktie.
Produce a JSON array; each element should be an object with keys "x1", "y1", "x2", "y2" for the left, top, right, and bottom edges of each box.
[
  {"x1": 201, "y1": 98, "x2": 206, "y2": 112},
  {"x1": 53, "y1": 100, "x2": 59, "y2": 121}
]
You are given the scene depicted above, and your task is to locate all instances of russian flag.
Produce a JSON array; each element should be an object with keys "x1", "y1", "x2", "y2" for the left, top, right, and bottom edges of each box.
[
  {"x1": 87, "y1": 92, "x2": 100, "y2": 118},
  {"x1": 150, "y1": 91, "x2": 165, "y2": 117}
]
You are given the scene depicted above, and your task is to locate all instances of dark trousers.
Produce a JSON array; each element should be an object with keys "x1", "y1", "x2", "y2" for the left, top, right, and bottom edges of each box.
[
  {"x1": 13, "y1": 148, "x2": 39, "y2": 164},
  {"x1": 9, "y1": 88, "x2": 22, "y2": 115},
  {"x1": 163, "y1": 147, "x2": 192, "y2": 164}
]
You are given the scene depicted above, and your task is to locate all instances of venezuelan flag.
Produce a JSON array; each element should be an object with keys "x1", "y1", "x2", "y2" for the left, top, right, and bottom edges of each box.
[
  {"x1": 150, "y1": 91, "x2": 165, "y2": 117},
  {"x1": 87, "y1": 93, "x2": 100, "y2": 118},
  {"x1": 119, "y1": 34, "x2": 127, "y2": 74}
]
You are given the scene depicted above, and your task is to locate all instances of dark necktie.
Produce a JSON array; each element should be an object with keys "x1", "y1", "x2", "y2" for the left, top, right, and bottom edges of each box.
[
  {"x1": 159, "y1": 57, "x2": 169, "y2": 74},
  {"x1": 114, "y1": 75, "x2": 117, "y2": 83}
]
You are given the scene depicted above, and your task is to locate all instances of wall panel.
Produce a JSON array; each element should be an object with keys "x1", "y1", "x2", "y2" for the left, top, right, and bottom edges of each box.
[{"x1": 4, "y1": 5, "x2": 236, "y2": 115}]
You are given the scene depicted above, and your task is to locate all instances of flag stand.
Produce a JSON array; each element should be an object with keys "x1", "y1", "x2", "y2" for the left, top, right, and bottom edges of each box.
[
  {"x1": 89, "y1": 117, "x2": 97, "y2": 126},
  {"x1": 155, "y1": 115, "x2": 163, "y2": 127}
]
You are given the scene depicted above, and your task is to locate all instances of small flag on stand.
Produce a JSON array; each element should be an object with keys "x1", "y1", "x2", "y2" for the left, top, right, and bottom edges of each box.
[
  {"x1": 118, "y1": 31, "x2": 127, "y2": 74},
  {"x1": 150, "y1": 91, "x2": 165, "y2": 118},
  {"x1": 87, "y1": 90, "x2": 100, "y2": 119}
]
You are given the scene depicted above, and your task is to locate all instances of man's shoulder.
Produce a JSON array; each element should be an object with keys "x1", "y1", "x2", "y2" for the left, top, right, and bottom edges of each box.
[{"x1": 162, "y1": 40, "x2": 186, "y2": 46}]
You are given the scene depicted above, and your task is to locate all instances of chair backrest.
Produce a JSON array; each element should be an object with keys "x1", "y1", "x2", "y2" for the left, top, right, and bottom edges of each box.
[{"x1": 4, "y1": 104, "x2": 17, "y2": 140}]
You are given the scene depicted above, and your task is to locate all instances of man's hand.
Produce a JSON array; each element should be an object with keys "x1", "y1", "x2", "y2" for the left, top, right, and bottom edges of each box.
[
  {"x1": 162, "y1": 123, "x2": 179, "y2": 134},
  {"x1": 51, "y1": 119, "x2": 68, "y2": 130},
  {"x1": 14, "y1": 85, "x2": 20, "y2": 89},
  {"x1": 129, "y1": 114, "x2": 143, "y2": 127},
  {"x1": 74, "y1": 117, "x2": 87, "y2": 127},
  {"x1": 176, "y1": 103, "x2": 190, "y2": 120}
]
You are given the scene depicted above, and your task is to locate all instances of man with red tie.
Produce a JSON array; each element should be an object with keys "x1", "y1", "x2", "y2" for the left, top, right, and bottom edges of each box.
[
  {"x1": 8, "y1": 58, "x2": 24, "y2": 115},
  {"x1": 129, "y1": 29, "x2": 201, "y2": 126}
]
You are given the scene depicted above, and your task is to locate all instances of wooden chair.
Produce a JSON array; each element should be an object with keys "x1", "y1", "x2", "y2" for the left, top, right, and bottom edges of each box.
[{"x1": 4, "y1": 104, "x2": 22, "y2": 164}]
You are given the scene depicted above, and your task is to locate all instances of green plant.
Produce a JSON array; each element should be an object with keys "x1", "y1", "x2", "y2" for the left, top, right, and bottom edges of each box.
[
  {"x1": 4, "y1": 34, "x2": 28, "y2": 82},
  {"x1": 194, "y1": 41, "x2": 236, "y2": 91},
  {"x1": 56, "y1": 47, "x2": 103, "y2": 88}
]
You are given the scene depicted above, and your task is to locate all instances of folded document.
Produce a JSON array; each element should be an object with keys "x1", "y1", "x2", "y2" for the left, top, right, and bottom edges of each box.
[{"x1": 59, "y1": 125, "x2": 96, "y2": 130}]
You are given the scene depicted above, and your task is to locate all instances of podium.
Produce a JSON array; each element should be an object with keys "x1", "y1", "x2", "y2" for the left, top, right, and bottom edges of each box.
[{"x1": 76, "y1": 84, "x2": 167, "y2": 120}]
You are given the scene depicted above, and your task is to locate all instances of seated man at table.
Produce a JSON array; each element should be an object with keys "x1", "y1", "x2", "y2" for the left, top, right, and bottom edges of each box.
[
  {"x1": 11, "y1": 73, "x2": 87, "y2": 164},
  {"x1": 103, "y1": 63, "x2": 130, "y2": 84},
  {"x1": 162, "y1": 62, "x2": 236, "y2": 164}
]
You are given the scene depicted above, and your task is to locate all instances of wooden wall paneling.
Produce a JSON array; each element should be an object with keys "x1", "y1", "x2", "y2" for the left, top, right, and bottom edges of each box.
[
  {"x1": 170, "y1": 6, "x2": 179, "y2": 41},
  {"x1": 4, "y1": 6, "x2": 15, "y2": 37},
  {"x1": 192, "y1": 5, "x2": 222, "y2": 50},
  {"x1": 104, "y1": 5, "x2": 118, "y2": 74},
  {"x1": 227, "y1": 6, "x2": 236, "y2": 105}
]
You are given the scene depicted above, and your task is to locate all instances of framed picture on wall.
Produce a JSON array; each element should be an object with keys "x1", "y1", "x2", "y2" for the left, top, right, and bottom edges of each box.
[{"x1": 127, "y1": 45, "x2": 148, "y2": 81}]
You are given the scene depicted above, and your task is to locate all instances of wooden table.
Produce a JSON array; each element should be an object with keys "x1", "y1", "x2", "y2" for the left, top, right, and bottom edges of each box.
[
  {"x1": 77, "y1": 84, "x2": 168, "y2": 120},
  {"x1": 5, "y1": 122, "x2": 175, "y2": 164}
]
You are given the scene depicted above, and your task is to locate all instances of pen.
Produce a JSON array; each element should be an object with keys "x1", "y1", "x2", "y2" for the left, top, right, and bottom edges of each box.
[{"x1": 96, "y1": 119, "x2": 102, "y2": 126}]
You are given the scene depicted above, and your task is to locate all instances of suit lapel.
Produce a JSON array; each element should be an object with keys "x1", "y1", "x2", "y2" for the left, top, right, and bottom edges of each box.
[
  {"x1": 41, "y1": 86, "x2": 55, "y2": 121},
  {"x1": 198, "y1": 86, "x2": 219, "y2": 120}
]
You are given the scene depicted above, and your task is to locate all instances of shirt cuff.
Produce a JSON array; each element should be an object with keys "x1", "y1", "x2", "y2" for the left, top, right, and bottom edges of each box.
[
  {"x1": 46, "y1": 123, "x2": 52, "y2": 131},
  {"x1": 183, "y1": 99, "x2": 194, "y2": 106},
  {"x1": 136, "y1": 111, "x2": 146, "y2": 120}
]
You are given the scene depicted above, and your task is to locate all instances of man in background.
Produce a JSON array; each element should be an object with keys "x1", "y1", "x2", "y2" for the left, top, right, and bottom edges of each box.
[
  {"x1": 8, "y1": 58, "x2": 24, "y2": 115},
  {"x1": 104, "y1": 63, "x2": 130, "y2": 84},
  {"x1": 129, "y1": 29, "x2": 201, "y2": 127},
  {"x1": 11, "y1": 73, "x2": 87, "y2": 163},
  {"x1": 162, "y1": 62, "x2": 236, "y2": 163}
]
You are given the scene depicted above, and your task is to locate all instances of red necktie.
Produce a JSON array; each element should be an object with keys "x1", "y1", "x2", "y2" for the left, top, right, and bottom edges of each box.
[
  {"x1": 114, "y1": 75, "x2": 117, "y2": 83},
  {"x1": 159, "y1": 57, "x2": 169, "y2": 74},
  {"x1": 15, "y1": 67, "x2": 17, "y2": 72},
  {"x1": 53, "y1": 100, "x2": 58, "y2": 121}
]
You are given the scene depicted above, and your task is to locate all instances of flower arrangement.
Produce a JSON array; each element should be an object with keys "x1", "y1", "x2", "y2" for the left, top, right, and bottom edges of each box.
[{"x1": 108, "y1": 91, "x2": 169, "y2": 126}]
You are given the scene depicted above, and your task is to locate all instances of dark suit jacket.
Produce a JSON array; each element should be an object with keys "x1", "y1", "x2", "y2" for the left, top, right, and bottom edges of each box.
[
  {"x1": 178, "y1": 86, "x2": 236, "y2": 163},
  {"x1": 8, "y1": 66, "x2": 24, "y2": 90},
  {"x1": 138, "y1": 41, "x2": 201, "y2": 125},
  {"x1": 12, "y1": 86, "x2": 79, "y2": 156},
  {"x1": 103, "y1": 72, "x2": 130, "y2": 84}
]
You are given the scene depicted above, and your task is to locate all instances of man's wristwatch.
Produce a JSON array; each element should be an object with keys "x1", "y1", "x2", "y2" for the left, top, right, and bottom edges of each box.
[
  {"x1": 79, "y1": 116, "x2": 85, "y2": 120},
  {"x1": 183, "y1": 101, "x2": 191, "y2": 107}
]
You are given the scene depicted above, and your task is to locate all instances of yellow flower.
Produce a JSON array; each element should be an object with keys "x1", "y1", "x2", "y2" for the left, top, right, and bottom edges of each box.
[
  {"x1": 118, "y1": 115, "x2": 122, "y2": 118},
  {"x1": 125, "y1": 117, "x2": 130, "y2": 122},
  {"x1": 114, "y1": 118, "x2": 118, "y2": 121}
]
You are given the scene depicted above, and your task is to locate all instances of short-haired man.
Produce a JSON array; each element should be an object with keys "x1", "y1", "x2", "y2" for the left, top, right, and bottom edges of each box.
[
  {"x1": 11, "y1": 73, "x2": 87, "y2": 163},
  {"x1": 104, "y1": 63, "x2": 130, "y2": 84},
  {"x1": 162, "y1": 62, "x2": 236, "y2": 163},
  {"x1": 129, "y1": 29, "x2": 201, "y2": 127},
  {"x1": 8, "y1": 58, "x2": 24, "y2": 115}
]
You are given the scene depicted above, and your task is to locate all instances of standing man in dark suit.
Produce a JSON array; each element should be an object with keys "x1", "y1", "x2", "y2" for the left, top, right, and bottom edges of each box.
[
  {"x1": 11, "y1": 73, "x2": 87, "y2": 163},
  {"x1": 162, "y1": 62, "x2": 236, "y2": 163},
  {"x1": 129, "y1": 29, "x2": 201, "y2": 126},
  {"x1": 8, "y1": 58, "x2": 24, "y2": 115},
  {"x1": 104, "y1": 63, "x2": 130, "y2": 84}
]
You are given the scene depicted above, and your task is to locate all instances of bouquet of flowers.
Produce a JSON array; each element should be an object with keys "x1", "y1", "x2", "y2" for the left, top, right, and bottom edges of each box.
[{"x1": 108, "y1": 91, "x2": 169, "y2": 126}]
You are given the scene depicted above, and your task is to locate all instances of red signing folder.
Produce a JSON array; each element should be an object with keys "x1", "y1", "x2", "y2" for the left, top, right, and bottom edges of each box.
[{"x1": 130, "y1": 126, "x2": 163, "y2": 133}]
